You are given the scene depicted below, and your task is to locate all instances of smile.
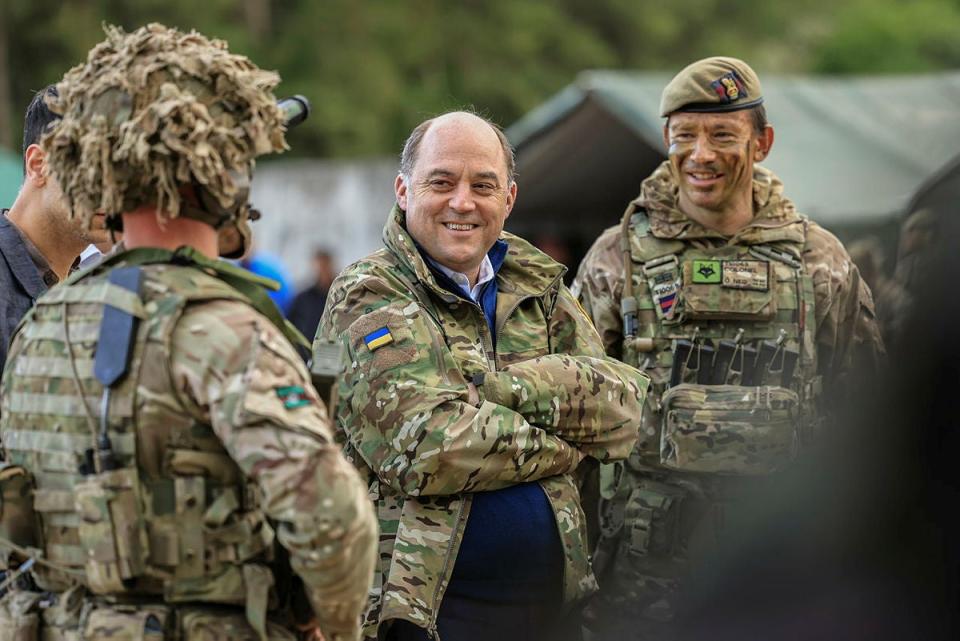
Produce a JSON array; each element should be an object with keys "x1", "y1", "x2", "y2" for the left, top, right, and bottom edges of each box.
[
  {"x1": 444, "y1": 223, "x2": 477, "y2": 231},
  {"x1": 686, "y1": 171, "x2": 723, "y2": 185}
]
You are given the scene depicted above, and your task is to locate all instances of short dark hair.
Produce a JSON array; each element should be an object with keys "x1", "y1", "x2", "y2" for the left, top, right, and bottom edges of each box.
[
  {"x1": 399, "y1": 111, "x2": 516, "y2": 185},
  {"x1": 749, "y1": 104, "x2": 768, "y2": 135},
  {"x1": 22, "y1": 86, "x2": 60, "y2": 171}
]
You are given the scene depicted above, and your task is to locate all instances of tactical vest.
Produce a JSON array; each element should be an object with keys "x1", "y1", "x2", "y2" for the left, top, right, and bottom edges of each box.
[
  {"x1": 0, "y1": 250, "x2": 295, "y2": 624},
  {"x1": 618, "y1": 208, "x2": 820, "y2": 476}
]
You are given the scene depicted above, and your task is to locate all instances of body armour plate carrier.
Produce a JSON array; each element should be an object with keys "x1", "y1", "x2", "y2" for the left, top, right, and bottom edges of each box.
[
  {"x1": 0, "y1": 257, "x2": 283, "y2": 620},
  {"x1": 618, "y1": 207, "x2": 821, "y2": 476}
]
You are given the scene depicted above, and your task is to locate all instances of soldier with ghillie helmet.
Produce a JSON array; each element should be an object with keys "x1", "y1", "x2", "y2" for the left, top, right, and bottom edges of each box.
[
  {"x1": 571, "y1": 56, "x2": 885, "y2": 640},
  {"x1": 0, "y1": 23, "x2": 376, "y2": 641}
]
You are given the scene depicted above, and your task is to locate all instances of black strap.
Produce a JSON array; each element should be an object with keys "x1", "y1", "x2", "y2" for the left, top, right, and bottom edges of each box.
[{"x1": 93, "y1": 267, "x2": 144, "y2": 387}]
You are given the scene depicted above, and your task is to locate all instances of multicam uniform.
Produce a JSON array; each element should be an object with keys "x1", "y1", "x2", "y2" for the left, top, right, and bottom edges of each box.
[
  {"x1": 0, "y1": 247, "x2": 376, "y2": 641},
  {"x1": 314, "y1": 206, "x2": 650, "y2": 639},
  {"x1": 572, "y1": 162, "x2": 884, "y2": 638}
]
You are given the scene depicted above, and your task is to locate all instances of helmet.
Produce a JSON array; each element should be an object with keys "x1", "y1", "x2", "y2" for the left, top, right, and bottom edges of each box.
[{"x1": 42, "y1": 23, "x2": 287, "y2": 230}]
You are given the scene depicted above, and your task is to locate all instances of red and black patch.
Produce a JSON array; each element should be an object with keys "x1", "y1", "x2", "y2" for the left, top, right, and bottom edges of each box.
[{"x1": 710, "y1": 72, "x2": 748, "y2": 103}]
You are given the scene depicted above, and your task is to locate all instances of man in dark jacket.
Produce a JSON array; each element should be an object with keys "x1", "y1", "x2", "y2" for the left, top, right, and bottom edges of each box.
[{"x1": 0, "y1": 86, "x2": 109, "y2": 373}]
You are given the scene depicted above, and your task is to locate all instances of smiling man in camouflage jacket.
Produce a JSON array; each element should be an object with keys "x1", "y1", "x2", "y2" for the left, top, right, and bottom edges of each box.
[
  {"x1": 314, "y1": 111, "x2": 650, "y2": 641},
  {"x1": 572, "y1": 57, "x2": 885, "y2": 640}
]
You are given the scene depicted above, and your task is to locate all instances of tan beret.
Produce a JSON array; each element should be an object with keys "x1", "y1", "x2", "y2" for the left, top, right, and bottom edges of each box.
[{"x1": 660, "y1": 56, "x2": 763, "y2": 117}]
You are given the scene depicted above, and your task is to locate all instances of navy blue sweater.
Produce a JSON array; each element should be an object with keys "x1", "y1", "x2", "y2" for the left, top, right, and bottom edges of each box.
[{"x1": 422, "y1": 241, "x2": 563, "y2": 604}]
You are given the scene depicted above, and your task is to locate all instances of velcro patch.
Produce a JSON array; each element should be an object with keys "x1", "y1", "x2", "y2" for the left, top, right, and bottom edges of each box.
[
  {"x1": 691, "y1": 260, "x2": 722, "y2": 284},
  {"x1": 274, "y1": 385, "x2": 312, "y2": 409},
  {"x1": 722, "y1": 260, "x2": 769, "y2": 291},
  {"x1": 364, "y1": 326, "x2": 394, "y2": 351}
]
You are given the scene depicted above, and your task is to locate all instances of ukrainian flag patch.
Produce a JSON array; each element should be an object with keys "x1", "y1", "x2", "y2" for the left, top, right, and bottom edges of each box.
[{"x1": 364, "y1": 326, "x2": 394, "y2": 351}]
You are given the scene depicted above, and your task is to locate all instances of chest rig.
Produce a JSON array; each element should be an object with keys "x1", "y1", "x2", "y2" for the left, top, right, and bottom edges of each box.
[
  {"x1": 0, "y1": 253, "x2": 287, "y2": 626},
  {"x1": 618, "y1": 207, "x2": 820, "y2": 476}
]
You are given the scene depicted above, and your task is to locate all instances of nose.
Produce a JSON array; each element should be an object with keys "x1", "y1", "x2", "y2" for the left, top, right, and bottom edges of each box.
[
  {"x1": 448, "y1": 182, "x2": 476, "y2": 213},
  {"x1": 689, "y1": 134, "x2": 717, "y2": 164}
]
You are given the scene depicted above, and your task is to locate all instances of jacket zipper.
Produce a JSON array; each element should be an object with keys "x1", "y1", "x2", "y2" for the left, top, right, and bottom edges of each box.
[{"x1": 427, "y1": 496, "x2": 468, "y2": 640}]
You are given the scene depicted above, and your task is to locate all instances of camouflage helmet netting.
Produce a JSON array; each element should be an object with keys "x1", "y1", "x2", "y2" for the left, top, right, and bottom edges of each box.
[{"x1": 43, "y1": 23, "x2": 287, "y2": 228}]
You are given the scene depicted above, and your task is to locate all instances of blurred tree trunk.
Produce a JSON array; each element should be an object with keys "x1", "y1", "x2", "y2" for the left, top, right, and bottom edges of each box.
[
  {"x1": 245, "y1": 0, "x2": 271, "y2": 44},
  {"x1": 0, "y1": 5, "x2": 12, "y2": 152}
]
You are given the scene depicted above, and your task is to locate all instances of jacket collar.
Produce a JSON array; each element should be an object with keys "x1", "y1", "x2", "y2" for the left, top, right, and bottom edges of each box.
[
  {"x1": 382, "y1": 204, "x2": 566, "y2": 301},
  {"x1": 632, "y1": 161, "x2": 806, "y2": 246},
  {"x1": 0, "y1": 210, "x2": 49, "y2": 300}
]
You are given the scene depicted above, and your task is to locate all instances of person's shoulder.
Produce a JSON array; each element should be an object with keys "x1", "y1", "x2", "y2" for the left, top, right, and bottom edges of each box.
[
  {"x1": 174, "y1": 297, "x2": 303, "y2": 368},
  {"x1": 578, "y1": 223, "x2": 624, "y2": 277},
  {"x1": 329, "y1": 248, "x2": 408, "y2": 299},
  {"x1": 803, "y1": 220, "x2": 853, "y2": 261},
  {"x1": 802, "y1": 220, "x2": 856, "y2": 279},
  {"x1": 596, "y1": 222, "x2": 624, "y2": 250}
]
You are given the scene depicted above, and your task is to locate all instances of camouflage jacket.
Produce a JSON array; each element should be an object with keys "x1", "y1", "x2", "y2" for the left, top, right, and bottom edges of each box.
[
  {"x1": 573, "y1": 162, "x2": 885, "y2": 439},
  {"x1": 0, "y1": 249, "x2": 377, "y2": 641},
  {"x1": 315, "y1": 206, "x2": 649, "y2": 638}
]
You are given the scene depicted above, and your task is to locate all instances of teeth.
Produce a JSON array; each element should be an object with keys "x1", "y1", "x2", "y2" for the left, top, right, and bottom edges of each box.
[{"x1": 445, "y1": 223, "x2": 474, "y2": 231}]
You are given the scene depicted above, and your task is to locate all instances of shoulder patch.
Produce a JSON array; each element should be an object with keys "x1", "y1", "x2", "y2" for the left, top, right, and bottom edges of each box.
[
  {"x1": 364, "y1": 327, "x2": 394, "y2": 351},
  {"x1": 275, "y1": 385, "x2": 312, "y2": 409}
]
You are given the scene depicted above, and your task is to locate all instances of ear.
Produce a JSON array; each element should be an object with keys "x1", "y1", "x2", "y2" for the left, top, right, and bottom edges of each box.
[
  {"x1": 394, "y1": 174, "x2": 408, "y2": 210},
  {"x1": 503, "y1": 181, "x2": 518, "y2": 219},
  {"x1": 754, "y1": 125, "x2": 774, "y2": 162},
  {"x1": 23, "y1": 144, "x2": 46, "y2": 186}
]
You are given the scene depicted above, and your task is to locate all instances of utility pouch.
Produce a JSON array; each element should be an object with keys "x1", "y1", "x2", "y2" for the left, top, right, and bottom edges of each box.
[
  {"x1": 0, "y1": 464, "x2": 38, "y2": 569},
  {"x1": 40, "y1": 585, "x2": 85, "y2": 641},
  {"x1": 621, "y1": 480, "x2": 686, "y2": 559},
  {"x1": 74, "y1": 469, "x2": 148, "y2": 593},
  {"x1": 83, "y1": 605, "x2": 169, "y2": 641},
  {"x1": 0, "y1": 590, "x2": 43, "y2": 641},
  {"x1": 660, "y1": 384, "x2": 800, "y2": 475},
  {"x1": 179, "y1": 608, "x2": 296, "y2": 641}
]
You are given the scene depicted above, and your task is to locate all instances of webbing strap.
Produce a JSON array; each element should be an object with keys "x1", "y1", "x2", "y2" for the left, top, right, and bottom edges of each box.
[{"x1": 104, "y1": 247, "x2": 309, "y2": 350}]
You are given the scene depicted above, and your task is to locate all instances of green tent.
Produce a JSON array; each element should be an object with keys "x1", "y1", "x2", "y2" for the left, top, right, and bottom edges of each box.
[
  {"x1": 505, "y1": 70, "x2": 960, "y2": 249},
  {"x1": 0, "y1": 147, "x2": 21, "y2": 207}
]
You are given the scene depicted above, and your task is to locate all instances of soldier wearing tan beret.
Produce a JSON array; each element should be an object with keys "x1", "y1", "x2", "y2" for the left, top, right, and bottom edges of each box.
[{"x1": 571, "y1": 56, "x2": 885, "y2": 640}]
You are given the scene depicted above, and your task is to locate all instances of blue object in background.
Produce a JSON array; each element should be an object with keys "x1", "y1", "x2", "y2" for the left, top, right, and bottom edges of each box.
[
  {"x1": 239, "y1": 253, "x2": 295, "y2": 314},
  {"x1": 0, "y1": 148, "x2": 22, "y2": 207}
]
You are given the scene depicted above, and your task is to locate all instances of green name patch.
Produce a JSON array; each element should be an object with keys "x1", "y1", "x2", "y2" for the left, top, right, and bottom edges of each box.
[
  {"x1": 274, "y1": 385, "x2": 312, "y2": 409},
  {"x1": 691, "y1": 260, "x2": 722, "y2": 284}
]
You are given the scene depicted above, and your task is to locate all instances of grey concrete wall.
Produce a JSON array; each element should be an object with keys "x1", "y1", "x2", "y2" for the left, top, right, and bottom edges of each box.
[{"x1": 249, "y1": 157, "x2": 398, "y2": 288}]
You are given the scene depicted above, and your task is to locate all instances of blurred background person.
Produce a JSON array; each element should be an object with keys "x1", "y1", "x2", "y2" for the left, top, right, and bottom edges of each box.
[{"x1": 289, "y1": 247, "x2": 337, "y2": 360}]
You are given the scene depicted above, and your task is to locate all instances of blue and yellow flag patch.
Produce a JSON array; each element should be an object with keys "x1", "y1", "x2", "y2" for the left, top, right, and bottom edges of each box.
[{"x1": 364, "y1": 326, "x2": 394, "y2": 351}]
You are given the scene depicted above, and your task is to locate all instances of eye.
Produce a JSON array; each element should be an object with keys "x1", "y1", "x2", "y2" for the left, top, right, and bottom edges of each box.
[
  {"x1": 473, "y1": 182, "x2": 495, "y2": 193},
  {"x1": 429, "y1": 179, "x2": 453, "y2": 189},
  {"x1": 671, "y1": 132, "x2": 694, "y2": 142}
]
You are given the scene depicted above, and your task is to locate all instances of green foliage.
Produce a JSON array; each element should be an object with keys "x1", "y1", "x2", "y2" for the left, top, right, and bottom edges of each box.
[
  {"x1": 1, "y1": 0, "x2": 957, "y2": 158},
  {"x1": 812, "y1": 0, "x2": 960, "y2": 73}
]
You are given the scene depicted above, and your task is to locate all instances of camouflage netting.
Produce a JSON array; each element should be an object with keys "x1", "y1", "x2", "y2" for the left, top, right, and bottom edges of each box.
[{"x1": 42, "y1": 23, "x2": 288, "y2": 229}]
